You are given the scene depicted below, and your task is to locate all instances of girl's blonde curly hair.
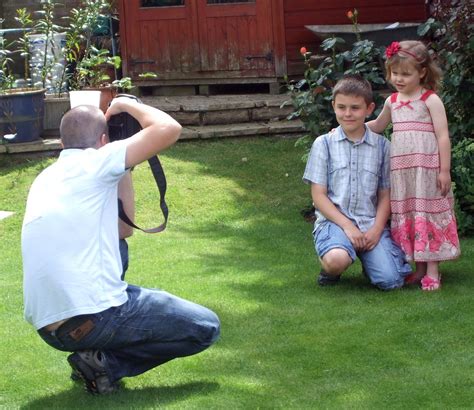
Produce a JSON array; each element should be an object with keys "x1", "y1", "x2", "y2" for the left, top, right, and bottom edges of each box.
[{"x1": 385, "y1": 40, "x2": 442, "y2": 91}]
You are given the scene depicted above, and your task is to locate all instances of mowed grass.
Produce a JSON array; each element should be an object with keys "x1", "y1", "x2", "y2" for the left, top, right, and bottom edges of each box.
[{"x1": 0, "y1": 137, "x2": 473, "y2": 409}]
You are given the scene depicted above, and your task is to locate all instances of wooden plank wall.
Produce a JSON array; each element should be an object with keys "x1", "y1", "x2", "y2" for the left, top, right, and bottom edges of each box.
[
  {"x1": 1, "y1": 0, "x2": 82, "y2": 28},
  {"x1": 284, "y1": 0, "x2": 428, "y2": 76}
]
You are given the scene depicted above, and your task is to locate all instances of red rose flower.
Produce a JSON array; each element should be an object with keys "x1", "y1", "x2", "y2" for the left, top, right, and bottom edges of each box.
[
  {"x1": 385, "y1": 42, "x2": 401, "y2": 59},
  {"x1": 347, "y1": 10, "x2": 354, "y2": 19},
  {"x1": 300, "y1": 46, "x2": 307, "y2": 55}
]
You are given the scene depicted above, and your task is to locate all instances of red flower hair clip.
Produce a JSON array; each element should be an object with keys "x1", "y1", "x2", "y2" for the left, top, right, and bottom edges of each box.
[{"x1": 385, "y1": 42, "x2": 401, "y2": 59}]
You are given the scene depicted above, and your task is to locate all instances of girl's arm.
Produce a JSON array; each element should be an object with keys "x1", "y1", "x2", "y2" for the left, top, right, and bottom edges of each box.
[
  {"x1": 426, "y1": 94, "x2": 452, "y2": 196},
  {"x1": 366, "y1": 97, "x2": 392, "y2": 134}
]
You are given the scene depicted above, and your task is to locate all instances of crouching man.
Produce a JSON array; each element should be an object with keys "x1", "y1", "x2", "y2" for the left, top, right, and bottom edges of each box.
[{"x1": 22, "y1": 98, "x2": 220, "y2": 394}]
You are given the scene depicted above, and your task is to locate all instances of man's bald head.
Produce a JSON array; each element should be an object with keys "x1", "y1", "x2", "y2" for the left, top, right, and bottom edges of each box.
[{"x1": 60, "y1": 105, "x2": 108, "y2": 149}]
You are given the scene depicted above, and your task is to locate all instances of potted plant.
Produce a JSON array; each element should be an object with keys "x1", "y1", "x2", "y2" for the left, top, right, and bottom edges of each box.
[
  {"x1": 64, "y1": 0, "x2": 129, "y2": 112},
  {"x1": 0, "y1": 14, "x2": 46, "y2": 144},
  {"x1": 43, "y1": 0, "x2": 125, "y2": 133},
  {"x1": 72, "y1": 47, "x2": 121, "y2": 112},
  {"x1": 29, "y1": 0, "x2": 70, "y2": 137}
]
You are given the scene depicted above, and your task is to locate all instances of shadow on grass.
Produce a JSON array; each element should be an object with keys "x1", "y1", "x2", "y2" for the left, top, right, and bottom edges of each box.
[{"x1": 21, "y1": 380, "x2": 219, "y2": 409}]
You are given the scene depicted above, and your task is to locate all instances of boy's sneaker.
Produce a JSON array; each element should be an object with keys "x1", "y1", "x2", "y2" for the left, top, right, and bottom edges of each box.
[
  {"x1": 67, "y1": 350, "x2": 119, "y2": 394},
  {"x1": 317, "y1": 269, "x2": 341, "y2": 286}
]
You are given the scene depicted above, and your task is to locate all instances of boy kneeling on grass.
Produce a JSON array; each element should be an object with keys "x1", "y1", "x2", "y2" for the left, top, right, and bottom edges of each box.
[{"x1": 303, "y1": 74, "x2": 411, "y2": 290}]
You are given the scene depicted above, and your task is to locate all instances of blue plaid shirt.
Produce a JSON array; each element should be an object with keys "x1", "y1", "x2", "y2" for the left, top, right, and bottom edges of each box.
[{"x1": 303, "y1": 125, "x2": 391, "y2": 234}]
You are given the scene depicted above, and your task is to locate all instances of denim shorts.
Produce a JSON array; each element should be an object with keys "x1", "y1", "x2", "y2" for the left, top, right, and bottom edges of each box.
[{"x1": 314, "y1": 221, "x2": 412, "y2": 290}]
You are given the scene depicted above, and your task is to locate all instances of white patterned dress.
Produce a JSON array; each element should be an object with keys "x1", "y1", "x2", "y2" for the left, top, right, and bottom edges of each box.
[{"x1": 389, "y1": 90, "x2": 460, "y2": 262}]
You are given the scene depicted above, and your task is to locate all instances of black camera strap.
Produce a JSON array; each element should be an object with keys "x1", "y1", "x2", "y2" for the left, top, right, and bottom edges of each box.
[
  {"x1": 112, "y1": 94, "x2": 169, "y2": 233},
  {"x1": 118, "y1": 155, "x2": 168, "y2": 234}
]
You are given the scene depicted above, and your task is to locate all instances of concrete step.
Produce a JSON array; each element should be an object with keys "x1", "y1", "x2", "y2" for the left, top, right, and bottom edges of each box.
[
  {"x1": 2, "y1": 120, "x2": 305, "y2": 155},
  {"x1": 42, "y1": 93, "x2": 295, "y2": 136},
  {"x1": 140, "y1": 93, "x2": 294, "y2": 126},
  {"x1": 3, "y1": 93, "x2": 303, "y2": 154}
]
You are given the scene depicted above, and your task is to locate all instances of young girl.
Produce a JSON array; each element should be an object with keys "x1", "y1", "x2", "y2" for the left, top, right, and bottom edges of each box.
[{"x1": 367, "y1": 40, "x2": 460, "y2": 291}]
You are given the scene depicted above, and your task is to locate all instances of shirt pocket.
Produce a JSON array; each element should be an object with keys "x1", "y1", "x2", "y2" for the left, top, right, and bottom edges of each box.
[
  {"x1": 360, "y1": 162, "x2": 379, "y2": 193},
  {"x1": 328, "y1": 159, "x2": 349, "y2": 191}
]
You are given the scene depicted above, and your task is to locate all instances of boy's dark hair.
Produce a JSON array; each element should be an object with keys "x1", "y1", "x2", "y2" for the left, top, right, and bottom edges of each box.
[{"x1": 332, "y1": 74, "x2": 373, "y2": 106}]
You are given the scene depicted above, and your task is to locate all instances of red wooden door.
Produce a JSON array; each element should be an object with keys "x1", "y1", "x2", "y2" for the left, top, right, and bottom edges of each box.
[
  {"x1": 121, "y1": 0, "x2": 200, "y2": 80},
  {"x1": 196, "y1": 0, "x2": 275, "y2": 77},
  {"x1": 120, "y1": 0, "x2": 276, "y2": 80}
]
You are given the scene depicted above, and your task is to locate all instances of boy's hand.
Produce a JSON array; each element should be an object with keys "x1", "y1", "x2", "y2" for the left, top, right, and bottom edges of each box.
[
  {"x1": 363, "y1": 226, "x2": 383, "y2": 251},
  {"x1": 343, "y1": 225, "x2": 366, "y2": 251}
]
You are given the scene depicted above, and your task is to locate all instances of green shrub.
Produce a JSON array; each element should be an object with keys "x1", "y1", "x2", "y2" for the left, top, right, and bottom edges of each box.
[
  {"x1": 418, "y1": 0, "x2": 474, "y2": 235},
  {"x1": 288, "y1": 5, "x2": 474, "y2": 235},
  {"x1": 285, "y1": 10, "x2": 387, "y2": 160}
]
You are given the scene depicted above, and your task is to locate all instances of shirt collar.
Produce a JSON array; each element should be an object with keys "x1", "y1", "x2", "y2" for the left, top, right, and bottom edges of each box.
[
  {"x1": 336, "y1": 125, "x2": 377, "y2": 146},
  {"x1": 59, "y1": 148, "x2": 94, "y2": 158}
]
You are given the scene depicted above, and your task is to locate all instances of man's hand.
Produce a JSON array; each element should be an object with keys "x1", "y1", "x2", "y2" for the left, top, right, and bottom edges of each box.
[
  {"x1": 343, "y1": 224, "x2": 366, "y2": 251},
  {"x1": 104, "y1": 97, "x2": 181, "y2": 169},
  {"x1": 104, "y1": 96, "x2": 139, "y2": 121}
]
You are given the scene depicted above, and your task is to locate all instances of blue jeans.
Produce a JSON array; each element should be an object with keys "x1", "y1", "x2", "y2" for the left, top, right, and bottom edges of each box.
[
  {"x1": 314, "y1": 221, "x2": 412, "y2": 290},
  {"x1": 38, "y1": 285, "x2": 220, "y2": 382}
]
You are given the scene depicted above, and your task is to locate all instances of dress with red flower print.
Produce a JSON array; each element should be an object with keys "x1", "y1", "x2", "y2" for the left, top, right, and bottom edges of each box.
[{"x1": 389, "y1": 90, "x2": 460, "y2": 262}]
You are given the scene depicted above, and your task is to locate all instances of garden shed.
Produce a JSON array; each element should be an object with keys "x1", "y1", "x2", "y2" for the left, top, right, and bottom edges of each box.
[{"x1": 118, "y1": 0, "x2": 428, "y2": 93}]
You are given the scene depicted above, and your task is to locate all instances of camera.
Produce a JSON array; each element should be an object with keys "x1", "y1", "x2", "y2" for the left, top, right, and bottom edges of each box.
[
  {"x1": 108, "y1": 94, "x2": 169, "y2": 234},
  {"x1": 108, "y1": 94, "x2": 142, "y2": 142}
]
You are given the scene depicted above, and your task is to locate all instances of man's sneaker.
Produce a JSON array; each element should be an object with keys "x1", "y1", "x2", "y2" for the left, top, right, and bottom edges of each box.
[
  {"x1": 317, "y1": 269, "x2": 341, "y2": 286},
  {"x1": 67, "y1": 350, "x2": 120, "y2": 394},
  {"x1": 70, "y1": 369, "x2": 81, "y2": 382}
]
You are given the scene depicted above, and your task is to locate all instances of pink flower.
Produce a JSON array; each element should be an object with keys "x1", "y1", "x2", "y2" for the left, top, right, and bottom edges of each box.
[
  {"x1": 443, "y1": 219, "x2": 459, "y2": 247},
  {"x1": 414, "y1": 216, "x2": 428, "y2": 253},
  {"x1": 413, "y1": 217, "x2": 444, "y2": 253},
  {"x1": 392, "y1": 219, "x2": 414, "y2": 255},
  {"x1": 426, "y1": 221, "x2": 444, "y2": 252},
  {"x1": 346, "y1": 9, "x2": 358, "y2": 20},
  {"x1": 300, "y1": 46, "x2": 307, "y2": 55},
  {"x1": 385, "y1": 42, "x2": 401, "y2": 59}
]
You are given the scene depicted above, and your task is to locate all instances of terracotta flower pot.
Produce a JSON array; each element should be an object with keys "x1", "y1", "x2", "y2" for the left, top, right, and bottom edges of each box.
[{"x1": 85, "y1": 86, "x2": 117, "y2": 113}]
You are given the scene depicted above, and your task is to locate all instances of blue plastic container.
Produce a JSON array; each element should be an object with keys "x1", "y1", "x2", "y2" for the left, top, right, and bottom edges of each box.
[{"x1": 0, "y1": 88, "x2": 46, "y2": 143}]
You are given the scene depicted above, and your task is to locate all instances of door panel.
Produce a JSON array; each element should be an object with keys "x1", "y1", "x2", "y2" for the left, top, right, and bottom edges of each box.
[
  {"x1": 122, "y1": 0, "x2": 275, "y2": 80},
  {"x1": 197, "y1": 0, "x2": 274, "y2": 76},
  {"x1": 124, "y1": 0, "x2": 200, "y2": 79}
]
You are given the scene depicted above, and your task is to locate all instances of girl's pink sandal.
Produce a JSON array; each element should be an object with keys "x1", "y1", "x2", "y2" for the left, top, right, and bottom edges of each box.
[{"x1": 421, "y1": 275, "x2": 441, "y2": 291}]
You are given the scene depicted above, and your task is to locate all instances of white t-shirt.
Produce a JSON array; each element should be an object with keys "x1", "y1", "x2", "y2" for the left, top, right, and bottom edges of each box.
[{"x1": 22, "y1": 141, "x2": 129, "y2": 329}]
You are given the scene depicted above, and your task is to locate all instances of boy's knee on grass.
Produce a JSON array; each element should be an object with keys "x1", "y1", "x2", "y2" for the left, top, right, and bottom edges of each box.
[
  {"x1": 321, "y1": 248, "x2": 352, "y2": 275},
  {"x1": 373, "y1": 277, "x2": 404, "y2": 291}
]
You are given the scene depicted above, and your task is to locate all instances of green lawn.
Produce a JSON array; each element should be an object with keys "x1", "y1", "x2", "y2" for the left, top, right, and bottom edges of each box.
[{"x1": 0, "y1": 137, "x2": 473, "y2": 409}]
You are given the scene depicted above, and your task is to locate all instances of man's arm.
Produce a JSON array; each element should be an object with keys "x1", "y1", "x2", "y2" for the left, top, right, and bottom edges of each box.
[
  {"x1": 363, "y1": 188, "x2": 390, "y2": 251},
  {"x1": 118, "y1": 170, "x2": 134, "y2": 239},
  {"x1": 105, "y1": 97, "x2": 182, "y2": 169},
  {"x1": 311, "y1": 183, "x2": 366, "y2": 251}
]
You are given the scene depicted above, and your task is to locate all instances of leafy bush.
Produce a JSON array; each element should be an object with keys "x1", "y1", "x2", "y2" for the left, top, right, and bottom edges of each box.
[
  {"x1": 418, "y1": 0, "x2": 474, "y2": 145},
  {"x1": 288, "y1": 5, "x2": 474, "y2": 235},
  {"x1": 285, "y1": 10, "x2": 386, "y2": 160},
  {"x1": 452, "y1": 139, "x2": 474, "y2": 236},
  {"x1": 418, "y1": 0, "x2": 474, "y2": 235}
]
